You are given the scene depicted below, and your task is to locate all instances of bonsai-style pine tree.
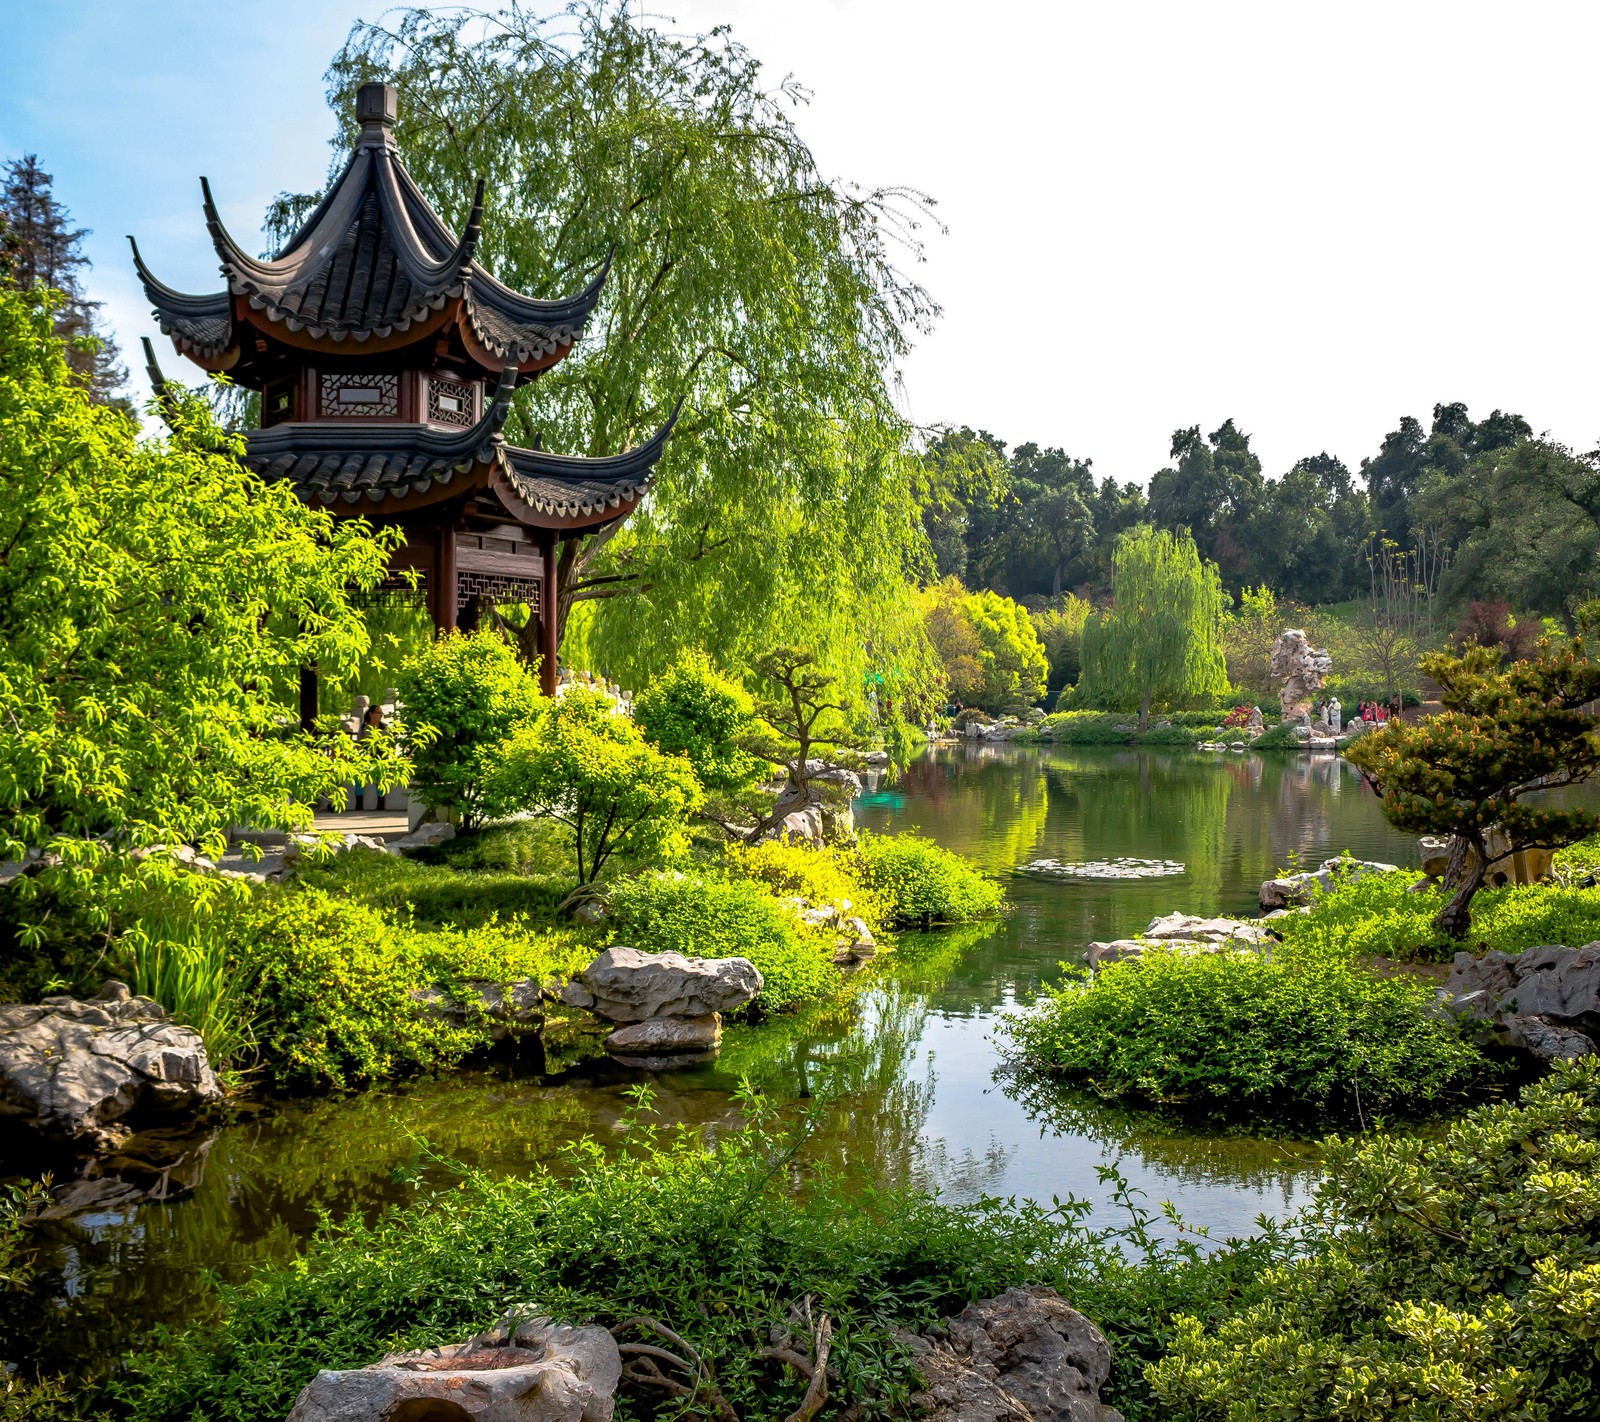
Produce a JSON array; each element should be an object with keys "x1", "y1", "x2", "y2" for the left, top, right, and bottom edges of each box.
[
  {"x1": 1076, "y1": 526, "x2": 1228, "y2": 730},
  {"x1": 744, "y1": 646, "x2": 864, "y2": 842},
  {"x1": 1346, "y1": 624, "x2": 1600, "y2": 938}
]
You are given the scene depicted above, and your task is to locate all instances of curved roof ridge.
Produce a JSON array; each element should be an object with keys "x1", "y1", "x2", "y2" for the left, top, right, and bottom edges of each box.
[{"x1": 505, "y1": 398, "x2": 680, "y2": 479}]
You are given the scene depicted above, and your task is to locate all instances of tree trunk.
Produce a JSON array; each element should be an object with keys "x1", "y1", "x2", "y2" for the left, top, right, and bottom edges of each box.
[
  {"x1": 1139, "y1": 690, "x2": 1151, "y2": 735},
  {"x1": 1052, "y1": 563, "x2": 1063, "y2": 599},
  {"x1": 1437, "y1": 836, "x2": 1486, "y2": 939}
]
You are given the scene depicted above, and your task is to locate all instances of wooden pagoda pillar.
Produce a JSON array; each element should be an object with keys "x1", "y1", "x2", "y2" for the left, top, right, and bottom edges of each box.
[{"x1": 539, "y1": 532, "x2": 559, "y2": 697}]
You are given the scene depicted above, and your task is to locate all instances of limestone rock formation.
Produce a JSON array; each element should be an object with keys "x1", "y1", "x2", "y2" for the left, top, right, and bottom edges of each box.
[
  {"x1": 1259, "y1": 857, "x2": 1398, "y2": 910},
  {"x1": 1269, "y1": 628, "x2": 1332, "y2": 725},
  {"x1": 1442, "y1": 943, "x2": 1600, "y2": 1063},
  {"x1": 285, "y1": 1311, "x2": 621, "y2": 1422},
  {"x1": 0, "y1": 982, "x2": 222, "y2": 1149},
  {"x1": 1087, "y1": 912, "x2": 1273, "y2": 969},
  {"x1": 562, "y1": 948, "x2": 761, "y2": 1022},
  {"x1": 562, "y1": 948, "x2": 761, "y2": 1070},
  {"x1": 906, "y1": 1286, "x2": 1124, "y2": 1422},
  {"x1": 412, "y1": 979, "x2": 545, "y2": 1042}
]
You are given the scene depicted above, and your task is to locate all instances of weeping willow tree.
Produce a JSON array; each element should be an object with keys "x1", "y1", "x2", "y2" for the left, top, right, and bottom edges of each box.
[
  {"x1": 277, "y1": 3, "x2": 940, "y2": 705},
  {"x1": 1077, "y1": 526, "x2": 1228, "y2": 730}
]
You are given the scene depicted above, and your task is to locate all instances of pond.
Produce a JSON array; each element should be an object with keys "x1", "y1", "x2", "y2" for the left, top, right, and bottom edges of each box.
[{"x1": 5, "y1": 744, "x2": 1420, "y2": 1381}]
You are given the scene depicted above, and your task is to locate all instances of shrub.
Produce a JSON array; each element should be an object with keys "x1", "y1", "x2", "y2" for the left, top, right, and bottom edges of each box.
[
  {"x1": 1249, "y1": 721, "x2": 1302, "y2": 750},
  {"x1": 293, "y1": 846, "x2": 566, "y2": 926},
  {"x1": 1004, "y1": 942, "x2": 1492, "y2": 1117},
  {"x1": 1278, "y1": 869, "x2": 1600, "y2": 964},
  {"x1": 633, "y1": 649, "x2": 765, "y2": 793},
  {"x1": 112, "y1": 1094, "x2": 1278, "y2": 1422},
  {"x1": 1138, "y1": 725, "x2": 1210, "y2": 746},
  {"x1": 396, "y1": 628, "x2": 545, "y2": 828},
  {"x1": 487, "y1": 688, "x2": 702, "y2": 884},
  {"x1": 233, "y1": 888, "x2": 586, "y2": 1090},
  {"x1": 1042, "y1": 710, "x2": 1131, "y2": 745},
  {"x1": 725, "y1": 838, "x2": 883, "y2": 934},
  {"x1": 1150, "y1": 1059, "x2": 1600, "y2": 1419},
  {"x1": 607, "y1": 871, "x2": 838, "y2": 1010},
  {"x1": 857, "y1": 831, "x2": 1004, "y2": 926}
]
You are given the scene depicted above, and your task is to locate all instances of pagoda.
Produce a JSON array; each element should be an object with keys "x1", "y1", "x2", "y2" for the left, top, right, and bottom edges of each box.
[{"x1": 131, "y1": 81, "x2": 671, "y2": 703}]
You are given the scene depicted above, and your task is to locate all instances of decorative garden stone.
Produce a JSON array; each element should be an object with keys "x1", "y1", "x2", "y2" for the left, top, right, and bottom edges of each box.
[
  {"x1": 562, "y1": 948, "x2": 761, "y2": 1023},
  {"x1": 0, "y1": 982, "x2": 221, "y2": 1149},
  {"x1": 284, "y1": 1311, "x2": 621, "y2": 1422},
  {"x1": 1258, "y1": 857, "x2": 1397, "y2": 909},
  {"x1": 1268, "y1": 629, "x2": 1333, "y2": 725},
  {"x1": 1442, "y1": 943, "x2": 1600, "y2": 1063},
  {"x1": 412, "y1": 979, "x2": 545, "y2": 1041},
  {"x1": 1086, "y1": 912, "x2": 1272, "y2": 969},
  {"x1": 904, "y1": 1286, "x2": 1124, "y2": 1422}
]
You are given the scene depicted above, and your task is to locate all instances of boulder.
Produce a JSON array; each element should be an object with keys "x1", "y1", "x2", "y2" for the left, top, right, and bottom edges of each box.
[
  {"x1": 905, "y1": 1286, "x2": 1123, "y2": 1422},
  {"x1": 285, "y1": 1311, "x2": 620, "y2": 1422},
  {"x1": 1259, "y1": 857, "x2": 1398, "y2": 910},
  {"x1": 1419, "y1": 835, "x2": 1452, "y2": 879},
  {"x1": 605, "y1": 1014, "x2": 721, "y2": 1054},
  {"x1": 390, "y1": 821, "x2": 457, "y2": 855},
  {"x1": 1269, "y1": 628, "x2": 1332, "y2": 725},
  {"x1": 0, "y1": 982, "x2": 222, "y2": 1149},
  {"x1": 561, "y1": 947, "x2": 761, "y2": 1024},
  {"x1": 1441, "y1": 943, "x2": 1600, "y2": 1063},
  {"x1": 1087, "y1": 913, "x2": 1271, "y2": 970}
]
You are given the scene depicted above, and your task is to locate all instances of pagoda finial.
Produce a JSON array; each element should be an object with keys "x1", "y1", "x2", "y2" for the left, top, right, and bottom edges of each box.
[{"x1": 357, "y1": 82, "x2": 398, "y2": 147}]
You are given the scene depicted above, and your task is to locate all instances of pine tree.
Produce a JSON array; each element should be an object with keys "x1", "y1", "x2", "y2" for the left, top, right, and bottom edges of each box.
[
  {"x1": 1, "y1": 154, "x2": 125, "y2": 403},
  {"x1": 1346, "y1": 626, "x2": 1600, "y2": 938},
  {"x1": 1076, "y1": 526, "x2": 1228, "y2": 730}
]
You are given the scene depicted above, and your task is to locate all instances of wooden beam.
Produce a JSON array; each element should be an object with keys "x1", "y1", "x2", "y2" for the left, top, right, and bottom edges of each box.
[
  {"x1": 433, "y1": 518, "x2": 458, "y2": 631},
  {"x1": 539, "y1": 532, "x2": 559, "y2": 696}
]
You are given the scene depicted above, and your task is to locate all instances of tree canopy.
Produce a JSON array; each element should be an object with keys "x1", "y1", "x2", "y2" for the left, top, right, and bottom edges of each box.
[
  {"x1": 0, "y1": 288, "x2": 399, "y2": 877},
  {"x1": 1076, "y1": 526, "x2": 1228, "y2": 729},
  {"x1": 292, "y1": 2, "x2": 938, "y2": 703}
]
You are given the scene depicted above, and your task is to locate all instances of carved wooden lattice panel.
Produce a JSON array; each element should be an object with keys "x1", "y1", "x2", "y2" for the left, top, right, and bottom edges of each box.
[
  {"x1": 319, "y1": 372, "x2": 398, "y2": 417},
  {"x1": 458, "y1": 571, "x2": 540, "y2": 610},
  {"x1": 428, "y1": 376, "x2": 477, "y2": 428}
]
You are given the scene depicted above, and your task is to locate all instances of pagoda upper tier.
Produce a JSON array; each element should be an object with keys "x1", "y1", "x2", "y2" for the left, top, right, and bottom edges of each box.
[{"x1": 131, "y1": 81, "x2": 605, "y2": 388}]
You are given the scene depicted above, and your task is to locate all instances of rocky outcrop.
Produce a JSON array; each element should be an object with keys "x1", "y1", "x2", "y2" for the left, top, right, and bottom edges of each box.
[
  {"x1": 1417, "y1": 830, "x2": 1554, "y2": 889},
  {"x1": 1259, "y1": 857, "x2": 1398, "y2": 909},
  {"x1": 1441, "y1": 944, "x2": 1600, "y2": 1063},
  {"x1": 285, "y1": 1311, "x2": 621, "y2": 1422},
  {"x1": 0, "y1": 982, "x2": 222, "y2": 1149},
  {"x1": 1087, "y1": 912, "x2": 1273, "y2": 969},
  {"x1": 1269, "y1": 628, "x2": 1332, "y2": 725},
  {"x1": 562, "y1": 948, "x2": 761, "y2": 1070},
  {"x1": 906, "y1": 1287, "x2": 1123, "y2": 1422}
]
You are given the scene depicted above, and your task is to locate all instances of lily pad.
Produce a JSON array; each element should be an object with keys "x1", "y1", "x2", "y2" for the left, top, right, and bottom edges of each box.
[{"x1": 1014, "y1": 857, "x2": 1187, "y2": 881}]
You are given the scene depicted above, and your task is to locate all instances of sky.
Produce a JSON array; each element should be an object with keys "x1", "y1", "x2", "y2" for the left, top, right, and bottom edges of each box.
[{"x1": 3, "y1": 0, "x2": 1597, "y2": 486}]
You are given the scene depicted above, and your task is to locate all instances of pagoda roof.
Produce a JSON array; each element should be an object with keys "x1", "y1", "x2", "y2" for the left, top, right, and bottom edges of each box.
[
  {"x1": 131, "y1": 83, "x2": 607, "y2": 372},
  {"x1": 237, "y1": 364, "x2": 675, "y2": 529}
]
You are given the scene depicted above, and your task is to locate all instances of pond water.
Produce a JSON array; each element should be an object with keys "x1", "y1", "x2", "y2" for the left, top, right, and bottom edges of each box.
[{"x1": 6, "y1": 744, "x2": 1421, "y2": 1380}]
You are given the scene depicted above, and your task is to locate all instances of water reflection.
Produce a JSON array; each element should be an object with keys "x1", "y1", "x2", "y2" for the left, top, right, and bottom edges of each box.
[{"x1": 6, "y1": 745, "x2": 1408, "y2": 1379}]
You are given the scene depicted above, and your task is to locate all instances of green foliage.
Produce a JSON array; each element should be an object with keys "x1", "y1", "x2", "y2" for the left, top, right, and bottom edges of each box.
[
  {"x1": 0, "y1": 287, "x2": 402, "y2": 887},
  {"x1": 234, "y1": 888, "x2": 587, "y2": 1090},
  {"x1": 960, "y1": 587, "x2": 1051, "y2": 712},
  {"x1": 111, "y1": 1091, "x2": 1279, "y2": 1422},
  {"x1": 1150, "y1": 1059, "x2": 1600, "y2": 1419},
  {"x1": 292, "y1": 844, "x2": 568, "y2": 927},
  {"x1": 606, "y1": 871, "x2": 837, "y2": 1011},
  {"x1": 1042, "y1": 710, "x2": 1135, "y2": 744},
  {"x1": 633, "y1": 649, "x2": 765, "y2": 793},
  {"x1": 856, "y1": 830, "x2": 1004, "y2": 927},
  {"x1": 1554, "y1": 830, "x2": 1600, "y2": 884},
  {"x1": 1005, "y1": 942, "x2": 1491, "y2": 1117},
  {"x1": 1279, "y1": 868, "x2": 1600, "y2": 964},
  {"x1": 725, "y1": 837, "x2": 884, "y2": 935},
  {"x1": 1346, "y1": 628, "x2": 1600, "y2": 936},
  {"x1": 1249, "y1": 721, "x2": 1304, "y2": 749},
  {"x1": 1077, "y1": 526, "x2": 1229, "y2": 728},
  {"x1": 323, "y1": 6, "x2": 940, "y2": 703},
  {"x1": 121, "y1": 901, "x2": 251, "y2": 1072},
  {"x1": 488, "y1": 688, "x2": 702, "y2": 884},
  {"x1": 1031, "y1": 596, "x2": 1093, "y2": 704},
  {"x1": 395, "y1": 628, "x2": 545, "y2": 830}
]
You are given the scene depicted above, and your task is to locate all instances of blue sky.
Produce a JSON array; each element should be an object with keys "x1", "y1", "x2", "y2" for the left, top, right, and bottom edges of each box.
[{"x1": 6, "y1": 2, "x2": 1600, "y2": 483}]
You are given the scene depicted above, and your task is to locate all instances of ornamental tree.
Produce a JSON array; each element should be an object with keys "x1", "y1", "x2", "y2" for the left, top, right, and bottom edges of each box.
[
  {"x1": 1076, "y1": 526, "x2": 1228, "y2": 731},
  {"x1": 1346, "y1": 630, "x2": 1600, "y2": 938},
  {"x1": 633, "y1": 650, "x2": 765, "y2": 795},
  {"x1": 395, "y1": 628, "x2": 545, "y2": 830},
  {"x1": 488, "y1": 688, "x2": 702, "y2": 884},
  {"x1": 0, "y1": 288, "x2": 402, "y2": 886}
]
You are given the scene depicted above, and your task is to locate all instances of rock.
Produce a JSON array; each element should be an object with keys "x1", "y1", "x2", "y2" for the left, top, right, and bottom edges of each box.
[
  {"x1": 1419, "y1": 835, "x2": 1452, "y2": 879},
  {"x1": 413, "y1": 980, "x2": 545, "y2": 1041},
  {"x1": 1246, "y1": 707, "x2": 1265, "y2": 735},
  {"x1": 773, "y1": 806, "x2": 824, "y2": 843},
  {"x1": 1258, "y1": 857, "x2": 1398, "y2": 910},
  {"x1": 864, "y1": 749, "x2": 891, "y2": 766},
  {"x1": 1142, "y1": 912, "x2": 1272, "y2": 945},
  {"x1": 1269, "y1": 628, "x2": 1333, "y2": 725},
  {"x1": 561, "y1": 947, "x2": 761, "y2": 1023},
  {"x1": 1419, "y1": 829, "x2": 1554, "y2": 889},
  {"x1": 1441, "y1": 944, "x2": 1600, "y2": 1062},
  {"x1": 905, "y1": 1286, "x2": 1123, "y2": 1422},
  {"x1": 285, "y1": 1310, "x2": 621, "y2": 1422},
  {"x1": 390, "y1": 821, "x2": 457, "y2": 855},
  {"x1": 0, "y1": 982, "x2": 222, "y2": 1149},
  {"x1": 1306, "y1": 737, "x2": 1337, "y2": 751},
  {"x1": 570, "y1": 898, "x2": 610, "y2": 928},
  {"x1": 605, "y1": 1014, "x2": 721, "y2": 1056}
]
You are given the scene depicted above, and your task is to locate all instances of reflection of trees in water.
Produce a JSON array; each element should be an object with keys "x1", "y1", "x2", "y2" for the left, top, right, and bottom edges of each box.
[
  {"x1": 872, "y1": 748, "x2": 1051, "y2": 873},
  {"x1": 998, "y1": 1068, "x2": 1319, "y2": 1200}
]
